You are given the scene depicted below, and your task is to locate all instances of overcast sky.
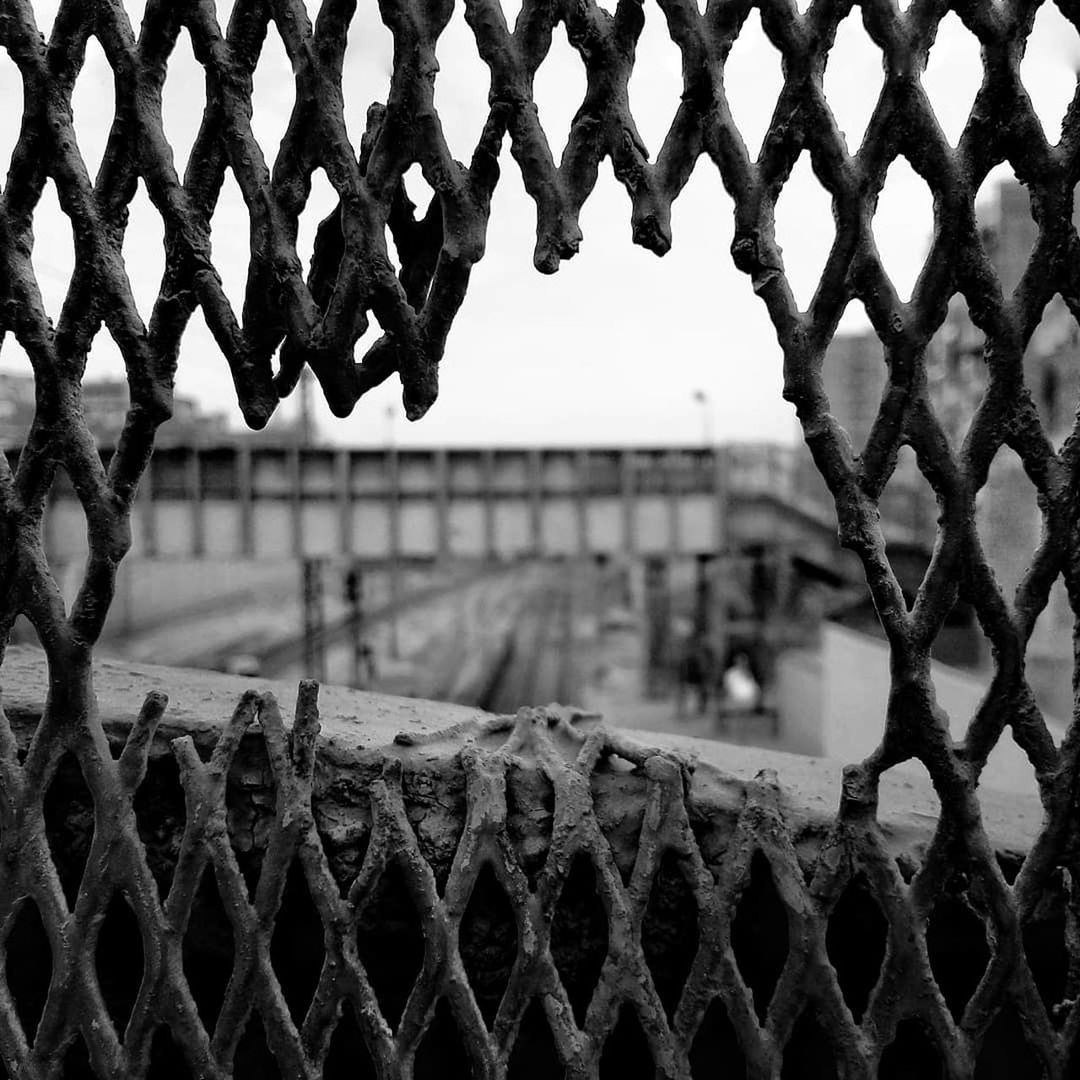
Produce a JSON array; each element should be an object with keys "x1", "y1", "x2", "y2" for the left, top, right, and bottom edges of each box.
[{"x1": 1, "y1": 0, "x2": 1078, "y2": 446}]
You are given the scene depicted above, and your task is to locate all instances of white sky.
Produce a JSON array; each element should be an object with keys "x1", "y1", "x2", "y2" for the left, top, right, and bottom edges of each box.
[{"x1": 1, "y1": 1, "x2": 1078, "y2": 446}]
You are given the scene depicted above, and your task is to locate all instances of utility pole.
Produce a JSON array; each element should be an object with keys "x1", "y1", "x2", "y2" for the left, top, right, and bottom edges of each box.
[
  {"x1": 385, "y1": 406, "x2": 401, "y2": 661},
  {"x1": 299, "y1": 367, "x2": 315, "y2": 447},
  {"x1": 302, "y1": 557, "x2": 326, "y2": 682},
  {"x1": 644, "y1": 556, "x2": 670, "y2": 699},
  {"x1": 693, "y1": 553, "x2": 714, "y2": 640},
  {"x1": 344, "y1": 561, "x2": 368, "y2": 688},
  {"x1": 713, "y1": 444, "x2": 729, "y2": 673}
]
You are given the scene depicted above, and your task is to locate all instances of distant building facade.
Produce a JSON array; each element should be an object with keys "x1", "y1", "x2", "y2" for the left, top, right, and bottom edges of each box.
[
  {"x1": 800, "y1": 177, "x2": 1080, "y2": 702},
  {"x1": 821, "y1": 330, "x2": 887, "y2": 454},
  {"x1": 0, "y1": 372, "x2": 249, "y2": 449},
  {"x1": 0, "y1": 371, "x2": 35, "y2": 446},
  {"x1": 800, "y1": 330, "x2": 934, "y2": 542},
  {"x1": 928, "y1": 178, "x2": 1078, "y2": 720}
]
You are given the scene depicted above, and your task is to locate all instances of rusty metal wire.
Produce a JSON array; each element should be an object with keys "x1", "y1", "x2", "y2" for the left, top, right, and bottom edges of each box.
[
  {"x1": 0, "y1": 693, "x2": 1055, "y2": 1079},
  {"x1": 2, "y1": 0, "x2": 1080, "y2": 1073}
]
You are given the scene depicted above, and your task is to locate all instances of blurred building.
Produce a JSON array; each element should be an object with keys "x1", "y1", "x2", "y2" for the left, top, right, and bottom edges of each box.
[
  {"x1": 0, "y1": 372, "x2": 281, "y2": 449},
  {"x1": 0, "y1": 371, "x2": 35, "y2": 445},
  {"x1": 929, "y1": 177, "x2": 1080, "y2": 720},
  {"x1": 821, "y1": 330, "x2": 886, "y2": 453},
  {"x1": 81, "y1": 379, "x2": 231, "y2": 448},
  {"x1": 798, "y1": 329, "x2": 935, "y2": 543}
]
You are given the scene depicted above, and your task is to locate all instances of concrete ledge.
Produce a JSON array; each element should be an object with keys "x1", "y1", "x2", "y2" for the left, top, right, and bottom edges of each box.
[
  {"x1": 1, "y1": 644, "x2": 1042, "y2": 867},
  {"x1": 0, "y1": 645, "x2": 1055, "y2": 1078}
]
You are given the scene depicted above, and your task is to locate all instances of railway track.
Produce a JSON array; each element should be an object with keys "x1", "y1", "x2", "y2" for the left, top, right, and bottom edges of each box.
[
  {"x1": 149, "y1": 565, "x2": 503, "y2": 674},
  {"x1": 255, "y1": 565, "x2": 521, "y2": 675},
  {"x1": 477, "y1": 565, "x2": 581, "y2": 714}
]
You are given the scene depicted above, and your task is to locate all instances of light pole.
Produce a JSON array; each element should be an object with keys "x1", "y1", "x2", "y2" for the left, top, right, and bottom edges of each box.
[
  {"x1": 692, "y1": 389, "x2": 728, "y2": 717},
  {"x1": 692, "y1": 389, "x2": 713, "y2": 449},
  {"x1": 385, "y1": 403, "x2": 401, "y2": 660}
]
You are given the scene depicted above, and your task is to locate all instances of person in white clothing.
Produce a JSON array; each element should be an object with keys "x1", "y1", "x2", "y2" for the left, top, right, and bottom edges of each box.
[{"x1": 722, "y1": 652, "x2": 760, "y2": 712}]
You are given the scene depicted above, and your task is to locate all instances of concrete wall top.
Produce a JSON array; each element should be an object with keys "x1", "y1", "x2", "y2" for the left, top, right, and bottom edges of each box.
[{"x1": 0, "y1": 644, "x2": 1041, "y2": 861}]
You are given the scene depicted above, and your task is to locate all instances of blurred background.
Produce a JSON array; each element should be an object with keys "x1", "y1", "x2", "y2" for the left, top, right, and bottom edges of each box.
[{"x1": 2, "y1": 1, "x2": 1077, "y2": 796}]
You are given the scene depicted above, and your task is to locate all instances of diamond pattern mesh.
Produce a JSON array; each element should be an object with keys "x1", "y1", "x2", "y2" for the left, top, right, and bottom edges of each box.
[
  {"x1": 5, "y1": 693, "x2": 1062, "y2": 1078},
  {"x1": 3, "y1": 0, "x2": 1080, "y2": 1074}
]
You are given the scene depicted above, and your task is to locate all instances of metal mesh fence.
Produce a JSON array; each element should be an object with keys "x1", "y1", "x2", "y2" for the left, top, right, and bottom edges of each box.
[{"x1": 2, "y1": 0, "x2": 1080, "y2": 1074}]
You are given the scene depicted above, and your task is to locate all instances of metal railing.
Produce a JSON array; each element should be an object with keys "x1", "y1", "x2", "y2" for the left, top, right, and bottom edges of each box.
[{"x1": 1, "y1": 0, "x2": 1079, "y2": 1074}]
